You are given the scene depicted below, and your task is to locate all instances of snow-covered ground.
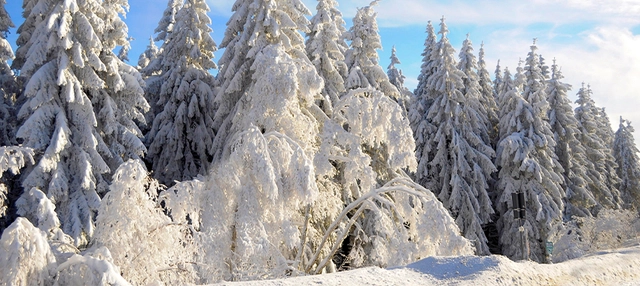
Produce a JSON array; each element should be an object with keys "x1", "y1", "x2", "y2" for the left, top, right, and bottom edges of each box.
[{"x1": 216, "y1": 242, "x2": 640, "y2": 286}]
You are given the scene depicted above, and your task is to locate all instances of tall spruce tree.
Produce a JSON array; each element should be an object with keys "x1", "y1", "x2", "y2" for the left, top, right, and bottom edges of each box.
[
  {"x1": 546, "y1": 61, "x2": 595, "y2": 218},
  {"x1": 15, "y1": 0, "x2": 148, "y2": 245},
  {"x1": 305, "y1": 0, "x2": 348, "y2": 116},
  {"x1": 477, "y1": 43, "x2": 499, "y2": 147},
  {"x1": 0, "y1": 0, "x2": 15, "y2": 146},
  {"x1": 137, "y1": 37, "x2": 159, "y2": 72},
  {"x1": 144, "y1": 0, "x2": 218, "y2": 186},
  {"x1": 613, "y1": 117, "x2": 640, "y2": 210},
  {"x1": 387, "y1": 46, "x2": 412, "y2": 114},
  {"x1": 496, "y1": 41, "x2": 564, "y2": 262},
  {"x1": 575, "y1": 84, "x2": 622, "y2": 211},
  {"x1": 413, "y1": 18, "x2": 496, "y2": 255}
]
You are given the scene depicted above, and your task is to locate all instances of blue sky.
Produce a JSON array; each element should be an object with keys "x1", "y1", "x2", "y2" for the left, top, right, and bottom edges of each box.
[{"x1": 5, "y1": 0, "x2": 640, "y2": 133}]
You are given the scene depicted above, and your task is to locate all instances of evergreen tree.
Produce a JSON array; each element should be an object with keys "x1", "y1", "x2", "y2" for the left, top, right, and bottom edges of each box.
[
  {"x1": 305, "y1": 0, "x2": 348, "y2": 116},
  {"x1": 613, "y1": 117, "x2": 640, "y2": 209},
  {"x1": 137, "y1": 37, "x2": 159, "y2": 72},
  {"x1": 15, "y1": 0, "x2": 147, "y2": 245},
  {"x1": 477, "y1": 42, "x2": 499, "y2": 146},
  {"x1": 343, "y1": 1, "x2": 399, "y2": 99},
  {"x1": 414, "y1": 18, "x2": 496, "y2": 255},
  {"x1": 496, "y1": 41, "x2": 564, "y2": 262},
  {"x1": 409, "y1": 21, "x2": 437, "y2": 182},
  {"x1": 387, "y1": 46, "x2": 412, "y2": 114},
  {"x1": 145, "y1": 0, "x2": 218, "y2": 186},
  {"x1": 10, "y1": 0, "x2": 41, "y2": 72},
  {"x1": 493, "y1": 60, "x2": 502, "y2": 98},
  {"x1": 546, "y1": 60, "x2": 595, "y2": 218},
  {"x1": 575, "y1": 84, "x2": 622, "y2": 211},
  {"x1": 0, "y1": 0, "x2": 15, "y2": 146}
]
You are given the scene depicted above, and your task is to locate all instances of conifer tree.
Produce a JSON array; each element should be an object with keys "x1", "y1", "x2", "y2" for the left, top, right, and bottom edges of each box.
[
  {"x1": 0, "y1": 0, "x2": 15, "y2": 146},
  {"x1": 15, "y1": 0, "x2": 147, "y2": 245},
  {"x1": 546, "y1": 61, "x2": 595, "y2": 218},
  {"x1": 343, "y1": 2, "x2": 399, "y2": 99},
  {"x1": 387, "y1": 46, "x2": 412, "y2": 114},
  {"x1": 575, "y1": 84, "x2": 622, "y2": 211},
  {"x1": 478, "y1": 43, "x2": 499, "y2": 146},
  {"x1": 145, "y1": 0, "x2": 218, "y2": 186},
  {"x1": 496, "y1": 67, "x2": 513, "y2": 120},
  {"x1": 305, "y1": 0, "x2": 348, "y2": 116},
  {"x1": 493, "y1": 60, "x2": 502, "y2": 98},
  {"x1": 409, "y1": 21, "x2": 437, "y2": 179},
  {"x1": 414, "y1": 18, "x2": 496, "y2": 255},
  {"x1": 137, "y1": 37, "x2": 159, "y2": 72},
  {"x1": 613, "y1": 117, "x2": 640, "y2": 210},
  {"x1": 496, "y1": 41, "x2": 564, "y2": 262}
]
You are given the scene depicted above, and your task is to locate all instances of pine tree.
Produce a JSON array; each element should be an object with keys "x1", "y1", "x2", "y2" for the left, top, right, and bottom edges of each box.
[
  {"x1": 145, "y1": 0, "x2": 218, "y2": 186},
  {"x1": 613, "y1": 117, "x2": 640, "y2": 209},
  {"x1": 137, "y1": 37, "x2": 159, "y2": 72},
  {"x1": 575, "y1": 84, "x2": 622, "y2": 211},
  {"x1": 496, "y1": 67, "x2": 513, "y2": 121},
  {"x1": 413, "y1": 18, "x2": 496, "y2": 255},
  {"x1": 493, "y1": 60, "x2": 502, "y2": 98},
  {"x1": 143, "y1": 0, "x2": 183, "y2": 118},
  {"x1": 413, "y1": 21, "x2": 437, "y2": 105},
  {"x1": 305, "y1": 0, "x2": 348, "y2": 116},
  {"x1": 387, "y1": 46, "x2": 412, "y2": 114},
  {"x1": 477, "y1": 42, "x2": 499, "y2": 146},
  {"x1": 343, "y1": 1, "x2": 399, "y2": 99},
  {"x1": 496, "y1": 41, "x2": 564, "y2": 262},
  {"x1": 546, "y1": 60, "x2": 595, "y2": 218},
  {"x1": 0, "y1": 0, "x2": 15, "y2": 146},
  {"x1": 15, "y1": 0, "x2": 147, "y2": 245}
]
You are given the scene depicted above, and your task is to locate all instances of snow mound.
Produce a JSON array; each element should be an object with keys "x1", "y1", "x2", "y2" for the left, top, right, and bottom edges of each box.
[{"x1": 214, "y1": 244, "x2": 640, "y2": 286}]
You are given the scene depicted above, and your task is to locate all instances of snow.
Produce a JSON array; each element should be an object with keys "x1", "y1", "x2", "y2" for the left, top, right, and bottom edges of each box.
[{"x1": 213, "y1": 243, "x2": 640, "y2": 286}]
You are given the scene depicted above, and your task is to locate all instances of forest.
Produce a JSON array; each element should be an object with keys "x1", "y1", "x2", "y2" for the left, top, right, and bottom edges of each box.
[{"x1": 1, "y1": 0, "x2": 640, "y2": 285}]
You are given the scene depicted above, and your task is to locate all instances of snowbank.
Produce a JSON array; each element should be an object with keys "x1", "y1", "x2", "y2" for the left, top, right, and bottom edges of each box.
[{"x1": 215, "y1": 243, "x2": 640, "y2": 285}]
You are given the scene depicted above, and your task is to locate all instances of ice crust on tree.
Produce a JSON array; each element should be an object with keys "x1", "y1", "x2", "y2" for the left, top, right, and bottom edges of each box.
[
  {"x1": 613, "y1": 117, "x2": 640, "y2": 209},
  {"x1": 14, "y1": 0, "x2": 148, "y2": 245},
  {"x1": 546, "y1": 61, "x2": 596, "y2": 218},
  {"x1": 145, "y1": 0, "x2": 218, "y2": 186},
  {"x1": 495, "y1": 41, "x2": 565, "y2": 262}
]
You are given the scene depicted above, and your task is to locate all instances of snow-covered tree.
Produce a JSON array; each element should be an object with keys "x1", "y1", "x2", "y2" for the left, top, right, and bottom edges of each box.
[
  {"x1": 343, "y1": 1, "x2": 399, "y2": 99},
  {"x1": 412, "y1": 18, "x2": 496, "y2": 255},
  {"x1": 0, "y1": 147, "x2": 34, "y2": 231},
  {"x1": 546, "y1": 61, "x2": 595, "y2": 218},
  {"x1": 493, "y1": 60, "x2": 502, "y2": 99},
  {"x1": 305, "y1": 0, "x2": 348, "y2": 115},
  {"x1": 409, "y1": 21, "x2": 437, "y2": 185},
  {"x1": 0, "y1": 0, "x2": 16, "y2": 146},
  {"x1": 137, "y1": 37, "x2": 159, "y2": 72},
  {"x1": 143, "y1": 0, "x2": 183, "y2": 117},
  {"x1": 15, "y1": 0, "x2": 147, "y2": 245},
  {"x1": 496, "y1": 41, "x2": 565, "y2": 262},
  {"x1": 92, "y1": 159, "x2": 195, "y2": 284},
  {"x1": 477, "y1": 42, "x2": 499, "y2": 146},
  {"x1": 575, "y1": 84, "x2": 622, "y2": 211},
  {"x1": 387, "y1": 46, "x2": 412, "y2": 114},
  {"x1": 145, "y1": 0, "x2": 218, "y2": 186},
  {"x1": 0, "y1": 218, "x2": 57, "y2": 286},
  {"x1": 314, "y1": 86, "x2": 473, "y2": 269},
  {"x1": 613, "y1": 117, "x2": 640, "y2": 210}
]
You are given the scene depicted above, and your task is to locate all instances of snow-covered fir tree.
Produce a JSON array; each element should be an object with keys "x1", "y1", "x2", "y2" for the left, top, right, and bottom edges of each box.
[
  {"x1": 496, "y1": 41, "x2": 565, "y2": 262},
  {"x1": 143, "y1": 0, "x2": 183, "y2": 117},
  {"x1": 412, "y1": 18, "x2": 496, "y2": 255},
  {"x1": 144, "y1": 0, "x2": 218, "y2": 186},
  {"x1": 387, "y1": 46, "x2": 412, "y2": 114},
  {"x1": 343, "y1": 1, "x2": 399, "y2": 99},
  {"x1": 0, "y1": 147, "x2": 34, "y2": 231},
  {"x1": 0, "y1": 0, "x2": 16, "y2": 146},
  {"x1": 10, "y1": 0, "x2": 40, "y2": 72},
  {"x1": 595, "y1": 107, "x2": 621, "y2": 201},
  {"x1": 575, "y1": 84, "x2": 622, "y2": 211},
  {"x1": 305, "y1": 0, "x2": 348, "y2": 116},
  {"x1": 493, "y1": 60, "x2": 502, "y2": 99},
  {"x1": 137, "y1": 37, "x2": 159, "y2": 72},
  {"x1": 496, "y1": 67, "x2": 514, "y2": 120},
  {"x1": 409, "y1": 22, "x2": 438, "y2": 192},
  {"x1": 546, "y1": 61, "x2": 595, "y2": 218},
  {"x1": 14, "y1": 0, "x2": 147, "y2": 245},
  {"x1": 613, "y1": 117, "x2": 640, "y2": 210},
  {"x1": 477, "y1": 42, "x2": 499, "y2": 146}
]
